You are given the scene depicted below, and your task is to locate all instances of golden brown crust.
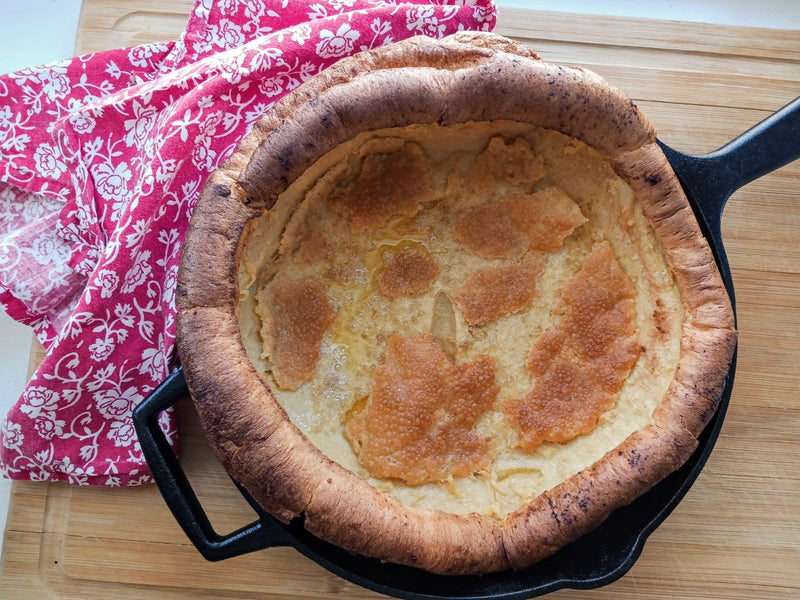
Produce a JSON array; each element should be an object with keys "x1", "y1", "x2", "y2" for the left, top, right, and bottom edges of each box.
[
  {"x1": 237, "y1": 34, "x2": 656, "y2": 208},
  {"x1": 502, "y1": 422, "x2": 699, "y2": 570},
  {"x1": 176, "y1": 32, "x2": 736, "y2": 575},
  {"x1": 611, "y1": 141, "x2": 738, "y2": 441},
  {"x1": 466, "y1": 136, "x2": 547, "y2": 192}
]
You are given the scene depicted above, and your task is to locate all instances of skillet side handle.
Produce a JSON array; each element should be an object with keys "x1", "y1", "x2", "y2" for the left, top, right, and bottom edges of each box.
[
  {"x1": 661, "y1": 96, "x2": 800, "y2": 217},
  {"x1": 706, "y1": 95, "x2": 800, "y2": 194},
  {"x1": 133, "y1": 368, "x2": 293, "y2": 561},
  {"x1": 658, "y1": 95, "x2": 800, "y2": 300}
]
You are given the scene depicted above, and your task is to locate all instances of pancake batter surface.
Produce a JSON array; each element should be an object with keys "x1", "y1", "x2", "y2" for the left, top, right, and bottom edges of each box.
[{"x1": 237, "y1": 121, "x2": 683, "y2": 519}]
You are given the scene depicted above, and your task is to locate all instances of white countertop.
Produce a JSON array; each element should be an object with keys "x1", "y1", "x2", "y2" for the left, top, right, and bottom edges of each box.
[{"x1": 1, "y1": 0, "x2": 798, "y2": 564}]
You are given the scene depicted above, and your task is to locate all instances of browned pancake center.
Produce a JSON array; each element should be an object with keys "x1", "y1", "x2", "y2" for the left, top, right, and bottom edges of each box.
[
  {"x1": 261, "y1": 276, "x2": 338, "y2": 391},
  {"x1": 466, "y1": 135, "x2": 546, "y2": 191},
  {"x1": 377, "y1": 243, "x2": 440, "y2": 298},
  {"x1": 345, "y1": 333, "x2": 498, "y2": 485},
  {"x1": 504, "y1": 242, "x2": 641, "y2": 449},
  {"x1": 329, "y1": 142, "x2": 434, "y2": 232},
  {"x1": 454, "y1": 188, "x2": 587, "y2": 259},
  {"x1": 452, "y1": 260, "x2": 543, "y2": 326}
]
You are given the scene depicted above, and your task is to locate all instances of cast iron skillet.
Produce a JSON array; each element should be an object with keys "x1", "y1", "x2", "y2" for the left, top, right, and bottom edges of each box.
[{"x1": 133, "y1": 96, "x2": 800, "y2": 599}]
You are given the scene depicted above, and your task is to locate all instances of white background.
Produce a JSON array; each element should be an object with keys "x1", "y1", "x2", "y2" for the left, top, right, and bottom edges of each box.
[{"x1": 0, "y1": 0, "x2": 798, "y2": 564}]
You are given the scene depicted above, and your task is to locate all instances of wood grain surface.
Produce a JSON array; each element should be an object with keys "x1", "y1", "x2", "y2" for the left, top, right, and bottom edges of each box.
[{"x1": 1, "y1": 2, "x2": 799, "y2": 598}]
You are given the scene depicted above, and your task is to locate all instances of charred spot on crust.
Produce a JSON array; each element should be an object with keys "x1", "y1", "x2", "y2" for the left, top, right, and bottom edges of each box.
[
  {"x1": 645, "y1": 174, "x2": 662, "y2": 186},
  {"x1": 213, "y1": 183, "x2": 232, "y2": 197}
]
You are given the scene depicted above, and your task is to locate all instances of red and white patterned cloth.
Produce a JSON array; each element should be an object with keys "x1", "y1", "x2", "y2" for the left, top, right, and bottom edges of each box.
[{"x1": 0, "y1": 0, "x2": 496, "y2": 486}]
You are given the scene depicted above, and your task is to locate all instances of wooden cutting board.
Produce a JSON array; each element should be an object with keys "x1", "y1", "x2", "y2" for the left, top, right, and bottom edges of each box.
[{"x1": 2, "y1": 2, "x2": 799, "y2": 598}]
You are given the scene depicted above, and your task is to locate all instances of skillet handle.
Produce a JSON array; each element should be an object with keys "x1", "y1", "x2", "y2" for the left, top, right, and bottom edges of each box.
[
  {"x1": 661, "y1": 96, "x2": 800, "y2": 213},
  {"x1": 706, "y1": 95, "x2": 800, "y2": 192},
  {"x1": 658, "y1": 95, "x2": 800, "y2": 296},
  {"x1": 133, "y1": 367, "x2": 294, "y2": 561}
]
